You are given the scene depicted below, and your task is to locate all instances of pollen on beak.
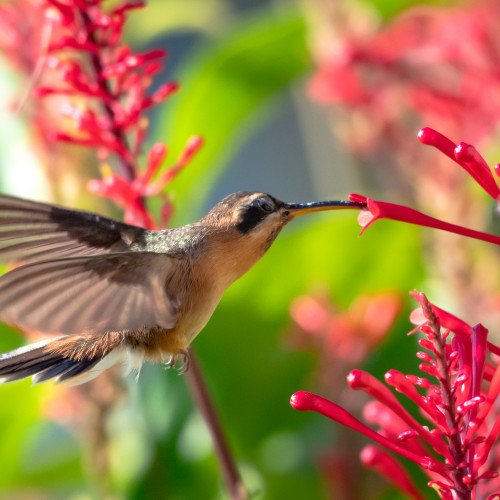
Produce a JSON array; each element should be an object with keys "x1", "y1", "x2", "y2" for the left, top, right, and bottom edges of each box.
[{"x1": 285, "y1": 200, "x2": 366, "y2": 217}]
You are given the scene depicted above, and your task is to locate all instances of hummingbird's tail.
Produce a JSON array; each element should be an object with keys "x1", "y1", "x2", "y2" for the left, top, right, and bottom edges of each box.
[{"x1": 0, "y1": 335, "x2": 126, "y2": 385}]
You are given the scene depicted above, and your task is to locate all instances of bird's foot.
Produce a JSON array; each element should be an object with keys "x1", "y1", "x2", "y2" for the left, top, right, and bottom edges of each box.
[{"x1": 165, "y1": 349, "x2": 190, "y2": 374}]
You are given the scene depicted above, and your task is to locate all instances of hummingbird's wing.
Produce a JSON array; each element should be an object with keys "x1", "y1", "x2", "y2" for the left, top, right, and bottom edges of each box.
[
  {"x1": 0, "y1": 252, "x2": 180, "y2": 335},
  {"x1": 0, "y1": 193, "x2": 146, "y2": 262}
]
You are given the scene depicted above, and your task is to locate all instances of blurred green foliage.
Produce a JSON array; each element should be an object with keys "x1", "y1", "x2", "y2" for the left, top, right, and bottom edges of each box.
[
  {"x1": 362, "y1": 0, "x2": 457, "y2": 18},
  {"x1": 162, "y1": 7, "x2": 310, "y2": 222}
]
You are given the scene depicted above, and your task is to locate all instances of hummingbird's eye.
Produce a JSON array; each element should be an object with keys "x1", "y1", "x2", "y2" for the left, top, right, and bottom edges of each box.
[{"x1": 254, "y1": 198, "x2": 274, "y2": 213}]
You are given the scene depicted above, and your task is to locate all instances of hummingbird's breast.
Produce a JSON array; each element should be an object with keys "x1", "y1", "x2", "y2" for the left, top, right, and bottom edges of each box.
[
  {"x1": 126, "y1": 223, "x2": 280, "y2": 357},
  {"x1": 128, "y1": 251, "x2": 226, "y2": 358}
]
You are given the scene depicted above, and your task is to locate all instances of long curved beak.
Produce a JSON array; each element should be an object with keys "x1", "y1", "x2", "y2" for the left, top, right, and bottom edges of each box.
[{"x1": 285, "y1": 200, "x2": 366, "y2": 217}]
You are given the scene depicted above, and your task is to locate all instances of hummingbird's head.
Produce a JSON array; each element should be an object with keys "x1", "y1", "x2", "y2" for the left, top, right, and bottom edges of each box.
[
  {"x1": 202, "y1": 191, "x2": 364, "y2": 251},
  {"x1": 202, "y1": 192, "x2": 287, "y2": 242}
]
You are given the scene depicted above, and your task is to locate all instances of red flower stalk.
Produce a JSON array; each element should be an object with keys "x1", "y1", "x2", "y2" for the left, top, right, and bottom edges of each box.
[
  {"x1": 27, "y1": 0, "x2": 202, "y2": 229},
  {"x1": 291, "y1": 293, "x2": 500, "y2": 499},
  {"x1": 350, "y1": 128, "x2": 500, "y2": 247}
]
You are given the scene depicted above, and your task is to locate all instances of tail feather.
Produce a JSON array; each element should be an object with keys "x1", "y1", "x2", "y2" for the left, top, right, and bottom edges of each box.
[
  {"x1": 34, "y1": 357, "x2": 100, "y2": 384},
  {"x1": 0, "y1": 337, "x2": 112, "y2": 385}
]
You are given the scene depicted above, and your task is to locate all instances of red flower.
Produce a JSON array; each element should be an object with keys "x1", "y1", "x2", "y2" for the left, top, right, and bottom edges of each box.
[
  {"x1": 291, "y1": 293, "x2": 500, "y2": 499},
  {"x1": 351, "y1": 193, "x2": 500, "y2": 247},
  {"x1": 88, "y1": 136, "x2": 203, "y2": 229},
  {"x1": 417, "y1": 127, "x2": 500, "y2": 201},
  {"x1": 350, "y1": 128, "x2": 500, "y2": 247},
  {"x1": 289, "y1": 292, "x2": 401, "y2": 363},
  {"x1": 360, "y1": 445, "x2": 427, "y2": 500}
]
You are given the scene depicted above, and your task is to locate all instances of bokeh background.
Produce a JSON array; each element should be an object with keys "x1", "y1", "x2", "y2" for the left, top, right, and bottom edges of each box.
[{"x1": 0, "y1": 0, "x2": 498, "y2": 498}]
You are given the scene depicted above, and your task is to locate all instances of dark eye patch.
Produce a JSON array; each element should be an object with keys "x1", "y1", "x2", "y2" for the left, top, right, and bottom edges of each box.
[{"x1": 236, "y1": 205, "x2": 268, "y2": 233}]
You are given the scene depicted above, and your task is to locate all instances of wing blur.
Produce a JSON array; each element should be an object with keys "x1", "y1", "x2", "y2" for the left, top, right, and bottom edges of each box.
[
  {"x1": 0, "y1": 193, "x2": 146, "y2": 262},
  {"x1": 0, "y1": 252, "x2": 180, "y2": 335}
]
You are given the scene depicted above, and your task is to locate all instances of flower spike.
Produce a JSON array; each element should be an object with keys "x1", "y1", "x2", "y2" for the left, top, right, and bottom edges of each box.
[{"x1": 292, "y1": 292, "x2": 500, "y2": 499}]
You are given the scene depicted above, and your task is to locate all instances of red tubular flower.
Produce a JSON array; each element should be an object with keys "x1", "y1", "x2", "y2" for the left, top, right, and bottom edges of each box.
[
  {"x1": 145, "y1": 136, "x2": 204, "y2": 196},
  {"x1": 88, "y1": 136, "x2": 203, "y2": 228},
  {"x1": 362, "y1": 401, "x2": 433, "y2": 460},
  {"x1": 350, "y1": 128, "x2": 500, "y2": 248},
  {"x1": 350, "y1": 193, "x2": 500, "y2": 247},
  {"x1": 347, "y1": 369, "x2": 448, "y2": 455},
  {"x1": 291, "y1": 293, "x2": 500, "y2": 499},
  {"x1": 291, "y1": 391, "x2": 449, "y2": 477},
  {"x1": 360, "y1": 445, "x2": 428, "y2": 500},
  {"x1": 418, "y1": 127, "x2": 500, "y2": 201}
]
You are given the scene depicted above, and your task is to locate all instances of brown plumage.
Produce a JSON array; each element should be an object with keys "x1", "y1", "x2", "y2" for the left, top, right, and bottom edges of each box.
[{"x1": 0, "y1": 191, "x2": 364, "y2": 384}]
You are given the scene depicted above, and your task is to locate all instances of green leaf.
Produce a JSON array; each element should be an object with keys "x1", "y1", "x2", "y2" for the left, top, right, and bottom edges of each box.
[{"x1": 157, "y1": 8, "x2": 310, "y2": 223}]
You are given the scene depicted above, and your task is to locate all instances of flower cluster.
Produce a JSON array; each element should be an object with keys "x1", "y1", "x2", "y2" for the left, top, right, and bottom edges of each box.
[
  {"x1": 309, "y1": 1, "x2": 500, "y2": 149},
  {"x1": 12, "y1": 0, "x2": 203, "y2": 229},
  {"x1": 292, "y1": 292, "x2": 500, "y2": 499}
]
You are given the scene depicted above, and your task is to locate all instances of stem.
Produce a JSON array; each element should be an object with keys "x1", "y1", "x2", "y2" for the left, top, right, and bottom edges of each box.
[
  {"x1": 79, "y1": 9, "x2": 137, "y2": 182},
  {"x1": 185, "y1": 351, "x2": 248, "y2": 500},
  {"x1": 421, "y1": 297, "x2": 471, "y2": 500}
]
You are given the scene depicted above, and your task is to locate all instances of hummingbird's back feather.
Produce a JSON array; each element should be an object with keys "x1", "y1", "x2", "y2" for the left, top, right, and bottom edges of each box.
[
  {"x1": 0, "y1": 193, "x2": 146, "y2": 263},
  {"x1": 0, "y1": 252, "x2": 181, "y2": 335}
]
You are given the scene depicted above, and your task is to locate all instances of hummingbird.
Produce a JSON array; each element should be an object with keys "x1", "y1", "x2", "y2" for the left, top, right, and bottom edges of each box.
[{"x1": 0, "y1": 191, "x2": 364, "y2": 385}]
